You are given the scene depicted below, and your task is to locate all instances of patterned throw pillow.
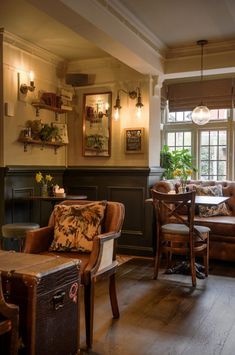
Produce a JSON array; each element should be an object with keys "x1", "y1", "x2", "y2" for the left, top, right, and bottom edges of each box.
[
  {"x1": 195, "y1": 185, "x2": 231, "y2": 217},
  {"x1": 49, "y1": 201, "x2": 107, "y2": 252}
]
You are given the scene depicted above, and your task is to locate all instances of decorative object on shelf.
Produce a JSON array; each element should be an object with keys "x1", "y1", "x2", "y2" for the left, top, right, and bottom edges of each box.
[
  {"x1": 124, "y1": 127, "x2": 144, "y2": 154},
  {"x1": 19, "y1": 70, "x2": 35, "y2": 95},
  {"x1": 18, "y1": 120, "x2": 67, "y2": 154},
  {"x1": 83, "y1": 92, "x2": 112, "y2": 157},
  {"x1": 114, "y1": 87, "x2": 143, "y2": 120},
  {"x1": 35, "y1": 172, "x2": 54, "y2": 197},
  {"x1": 192, "y1": 40, "x2": 210, "y2": 125}
]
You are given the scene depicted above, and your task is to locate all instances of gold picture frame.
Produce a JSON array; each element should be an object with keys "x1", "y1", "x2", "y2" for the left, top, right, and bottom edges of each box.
[
  {"x1": 83, "y1": 92, "x2": 112, "y2": 157},
  {"x1": 124, "y1": 127, "x2": 144, "y2": 154}
]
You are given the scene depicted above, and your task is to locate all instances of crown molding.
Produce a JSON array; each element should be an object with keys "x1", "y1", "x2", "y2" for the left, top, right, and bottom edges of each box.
[
  {"x1": 166, "y1": 39, "x2": 235, "y2": 59},
  {"x1": 95, "y1": 0, "x2": 167, "y2": 56},
  {"x1": 0, "y1": 28, "x2": 63, "y2": 65}
]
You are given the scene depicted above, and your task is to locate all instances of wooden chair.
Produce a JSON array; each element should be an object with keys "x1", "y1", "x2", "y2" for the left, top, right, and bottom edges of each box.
[
  {"x1": 151, "y1": 189, "x2": 210, "y2": 287},
  {"x1": 0, "y1": 272, "x2": 19, "y2": 355},
  {"x1": 24, "y1": 200, "x2": 125, "y2": 349}
]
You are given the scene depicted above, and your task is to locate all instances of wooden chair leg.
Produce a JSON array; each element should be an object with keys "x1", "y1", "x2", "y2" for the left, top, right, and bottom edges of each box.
[
  {"x1": 154, "y1": 235, "x2": 161, "y2": 279},
  {"x1": 203, "y1": 236, "x2": 209, "y2": 277},
  {"x1": 84, "y1": 281, "x2": 95, "y2": 349},
  {"x1": 109, "y1": 273, "x2": 119, "y2": 318}
]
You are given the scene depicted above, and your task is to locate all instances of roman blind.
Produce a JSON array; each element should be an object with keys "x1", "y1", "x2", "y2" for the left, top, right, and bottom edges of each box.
[{"x1": 165, "y1": 78, "x2": 234, "y2": 112}]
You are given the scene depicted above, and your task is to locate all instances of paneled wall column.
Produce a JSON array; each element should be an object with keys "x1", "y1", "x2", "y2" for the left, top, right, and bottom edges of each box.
[{"x1": 148, "y1": 75, "x2": 163, "y2": 167}]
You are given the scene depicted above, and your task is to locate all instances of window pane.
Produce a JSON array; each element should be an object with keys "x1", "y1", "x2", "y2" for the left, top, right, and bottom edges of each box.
[
  {"x1": 185, "y1": 111, "x2": 192, "y2": 121},
  {"x1": 168, "y1": 112, "x2": 175, "y2": 122},
  {"x1": 201, "y1": 162, "x2": 209, "y2": 175},
  {"x1": 218, "y1": 161, "x2": 226, "y2": 176},
  {"x1": 219, "y1": 147, "x2": 227, "y2": 160},
  {"x1": 167, "y1": 133, "x2": 175, "y2": 147},
  {"x1": 184, "y1": 132, "x2": 191, "y2": 146},
  {"x1": 200, "y1": 146, "x2": 209, "y2": 160},
  {"x1": 210, "y1": 146, "x2": 217, "y2": 160},
  {"x1": 219, "y1": 131, "x2": 227, "y2": 145},
  {"x1": 201, "y1": 131, "x2": 209, "y2": 145},
  {"x1": 176, "y1": 112, "x2": 183, "y2": 121},
  {"x1": 199, "y1": 130, "x2": 227, "y2": 180},
  {"x1": 210, "y1": 131, "x2": 218, "y2": 145},
  {"x1": 176, "y1": 132, "x2": 183, "y2": 147}
]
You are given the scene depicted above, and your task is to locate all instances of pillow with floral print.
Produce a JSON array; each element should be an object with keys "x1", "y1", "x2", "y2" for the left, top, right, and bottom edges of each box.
[
  {"x1": 49, "y1": 201, "x2": 107, "y2": 252},
  {"x1": 195, "y1": 185, "x2": 231, "y2": 217}
]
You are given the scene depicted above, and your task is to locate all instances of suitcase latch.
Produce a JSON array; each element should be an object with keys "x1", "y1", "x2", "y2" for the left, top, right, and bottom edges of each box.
[{"x1": 52, "y1": 291, "x2": 65, "y2": 310}]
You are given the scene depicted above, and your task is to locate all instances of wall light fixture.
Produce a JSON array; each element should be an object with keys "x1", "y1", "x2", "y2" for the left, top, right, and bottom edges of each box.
[
  {"x1": 113, "y1": 87, "x2": 143, "y2": 120},
  {"x1": 20, "y1": 71, "x2": 35, "y2": 95}
]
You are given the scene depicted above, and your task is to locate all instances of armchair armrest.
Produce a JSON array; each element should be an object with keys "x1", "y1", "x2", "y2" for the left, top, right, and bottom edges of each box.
[
  {"x1": 83, "y1": 231, "x2": 121, "y2": 283},
  {"x1": 24, "y1": 226, "x2": 54, "y2": 253}
]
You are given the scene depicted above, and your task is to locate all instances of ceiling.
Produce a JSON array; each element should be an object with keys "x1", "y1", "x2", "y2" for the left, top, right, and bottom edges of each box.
[{"x1": 1, "y1": 0, "x2": 235, "y2": 72}]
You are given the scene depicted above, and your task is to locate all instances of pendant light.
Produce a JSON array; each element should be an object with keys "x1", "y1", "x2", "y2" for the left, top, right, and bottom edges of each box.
[{"x1": 192, "y1": 40, "x2": 210, "y2": 125}]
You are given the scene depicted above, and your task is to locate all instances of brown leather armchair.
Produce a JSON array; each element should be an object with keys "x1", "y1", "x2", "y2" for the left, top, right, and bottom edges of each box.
[
  {"x1": 24, "y1": 200, "x2": 125, "y2": 349},
  {"x1": 0, "y1": 272, "x2": 19, "y2": 355}
]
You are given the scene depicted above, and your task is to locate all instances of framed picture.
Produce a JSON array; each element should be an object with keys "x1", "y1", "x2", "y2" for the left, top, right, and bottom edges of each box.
[
  {"x1": 124, "y1": 127, "x2": 144, "y2": 154},
  {"x1": 83, "y1": 92, "x2": 112, "y2": 157}
]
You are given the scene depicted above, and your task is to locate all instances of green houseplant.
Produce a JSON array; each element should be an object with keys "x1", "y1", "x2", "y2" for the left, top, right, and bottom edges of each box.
[{"x1": 160, "y1": 145, "x2": 197, "y2": 184}]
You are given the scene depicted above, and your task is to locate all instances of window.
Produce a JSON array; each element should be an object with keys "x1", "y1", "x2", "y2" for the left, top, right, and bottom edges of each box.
[
  {"x1": 200, "y1": 130, "x2": 227, "y2": 180},
  {"x1": 163, "y1": 108, "x2": 231, "y2": 180},
  {"x1": 167, "y1": 131, "x2": 192, "y2": 152}
]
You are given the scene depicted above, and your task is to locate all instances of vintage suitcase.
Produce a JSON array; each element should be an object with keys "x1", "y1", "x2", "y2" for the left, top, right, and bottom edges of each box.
[{"x1": 0, "y1": 251, "x2": 80, "y2": 355}]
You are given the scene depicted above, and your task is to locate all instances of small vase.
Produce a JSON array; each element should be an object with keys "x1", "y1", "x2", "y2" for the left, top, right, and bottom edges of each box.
[{"x1": 41, "y1": 184, "x2": 48, "y2": 197}]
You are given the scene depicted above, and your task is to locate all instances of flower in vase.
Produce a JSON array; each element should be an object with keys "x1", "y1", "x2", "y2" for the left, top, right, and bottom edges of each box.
[{"x1": 35, "y1": 172, "x2": 54, "y2": 196}]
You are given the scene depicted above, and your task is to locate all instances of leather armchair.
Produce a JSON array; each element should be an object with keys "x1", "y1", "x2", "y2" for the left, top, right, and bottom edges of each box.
[{"x1": 24, "y1": 200, "x2": 125, "y2": 349}]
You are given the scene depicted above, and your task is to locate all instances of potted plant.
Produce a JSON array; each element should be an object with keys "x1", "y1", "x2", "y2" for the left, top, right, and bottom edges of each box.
[{"x1": 160, "y1": 145, "x2": 197, "y2": 188}]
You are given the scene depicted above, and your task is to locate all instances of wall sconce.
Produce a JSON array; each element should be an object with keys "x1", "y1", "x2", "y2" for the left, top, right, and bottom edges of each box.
[
  {"x1": 113, "y1": 87, "x2": 144, "y2": 120},
  {"x1": 20, "y1": 71, "x2": 35, "y2": 95}
]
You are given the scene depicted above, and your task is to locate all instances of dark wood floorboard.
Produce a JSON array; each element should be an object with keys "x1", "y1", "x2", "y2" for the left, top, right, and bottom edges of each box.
[{"x1": 79, "y1": 257, "x2": 235, "y2": 355}]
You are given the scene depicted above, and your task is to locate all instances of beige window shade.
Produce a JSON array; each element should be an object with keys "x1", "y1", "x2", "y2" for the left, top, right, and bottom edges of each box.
[{"x1": 166, "y1": 78, "x2": 234, "y2": 112}]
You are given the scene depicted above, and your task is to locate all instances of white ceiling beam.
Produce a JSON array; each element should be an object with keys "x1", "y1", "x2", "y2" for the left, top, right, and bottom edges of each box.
[{"x1": 28, "y1": 0, "x2": 164, "y2": 75}]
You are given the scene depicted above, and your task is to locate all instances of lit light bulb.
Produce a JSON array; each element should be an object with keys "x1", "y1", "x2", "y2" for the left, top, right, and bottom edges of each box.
[
  {"x1": 29, "y1": 71, "x2": 34, "y2": 82},
  {"x1": 114, "y1": 109, "x2": 120, "y2": 120},
  {"x1": 136, "y1": 107, "x2": 142, "y2": 118}
]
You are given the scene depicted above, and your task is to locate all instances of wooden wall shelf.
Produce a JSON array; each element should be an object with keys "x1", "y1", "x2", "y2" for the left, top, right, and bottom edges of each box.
[
  {"x1": 18, "y1": 138, "x2": 67, "y2": 154},
  {"x1": 31, "y1": 103, "x2": 71, "y2": 118}
]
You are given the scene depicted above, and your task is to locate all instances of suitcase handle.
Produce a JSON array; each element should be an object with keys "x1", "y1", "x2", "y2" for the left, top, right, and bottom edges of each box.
[{"x1": 52, "y1": 291, "x2": 66, "y2": 310}]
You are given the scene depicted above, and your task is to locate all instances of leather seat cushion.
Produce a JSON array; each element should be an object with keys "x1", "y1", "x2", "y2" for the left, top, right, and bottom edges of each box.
[{"x1": 181, "y1": 215, "x2": 235, "y2": 237}]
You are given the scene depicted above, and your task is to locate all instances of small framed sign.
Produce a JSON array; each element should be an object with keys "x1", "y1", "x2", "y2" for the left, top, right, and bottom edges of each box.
[{"x1": 124, "y1": 127, "x2": 144, "y2": 154}]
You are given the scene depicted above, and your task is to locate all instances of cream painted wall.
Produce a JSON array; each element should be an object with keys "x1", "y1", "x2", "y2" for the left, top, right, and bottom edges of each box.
[
  {"x1": 1, "y1": 33, "x2": 162, "y2": 169},
  {"x1": 67, "y1": 58, "x2": 152, "y2": 167},
  {"x1": 2, "y1": 35, "x2": 67, "y2": 167}
]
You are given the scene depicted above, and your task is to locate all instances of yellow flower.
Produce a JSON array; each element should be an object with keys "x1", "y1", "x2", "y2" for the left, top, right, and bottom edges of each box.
[
  {"x1": 35, "y1": 172, "x2": 53, "y2": 185},
  {"x1": 185, "y1": 169, "x2": 192, "y2": 176},
  {"x1": 173, "y1": 168, "x2": 182, "y2": 177},
  {"x1": 35, "y1": 172, "x2": 43, "y2": 183},
  {"x1": 45, "y1": 174, "x2": 53, "y2": 182}
]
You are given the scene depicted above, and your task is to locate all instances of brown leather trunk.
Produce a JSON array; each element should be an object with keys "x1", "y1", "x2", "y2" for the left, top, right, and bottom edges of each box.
[{"x1": 0, "y1": 251, "x2": 80, "y2": 355}]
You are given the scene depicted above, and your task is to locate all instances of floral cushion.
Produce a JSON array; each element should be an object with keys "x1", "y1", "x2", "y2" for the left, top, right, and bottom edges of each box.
[
  {"x1": 49, "y1": 201, "x2": 107, "y2": 252},
  {"x1": 194, "y1": 185, "x2": 231, "y2": 217}
]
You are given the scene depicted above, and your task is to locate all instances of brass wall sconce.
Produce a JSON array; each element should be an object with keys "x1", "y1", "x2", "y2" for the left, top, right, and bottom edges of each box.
[
  {"x1": 19, "y1": 71, "x2": 35, "y2": 95},
  {"x1": 113, "y1": 87, "x2": 144, "y2": 120}
]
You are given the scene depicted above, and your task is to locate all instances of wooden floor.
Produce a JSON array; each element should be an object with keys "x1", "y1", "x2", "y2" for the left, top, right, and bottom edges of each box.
[{"x1": 80, "y1": 257, "x2": 235, "y2": 355}]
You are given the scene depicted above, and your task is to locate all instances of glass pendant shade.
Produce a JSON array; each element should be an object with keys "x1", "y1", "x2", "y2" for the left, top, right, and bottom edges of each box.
[
  {"x1": 192, "y1": 105, "x2": 210, "y2": 125},
  {"x1": 192, "y1": 40, "x2": 210, "y2": 125}
]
